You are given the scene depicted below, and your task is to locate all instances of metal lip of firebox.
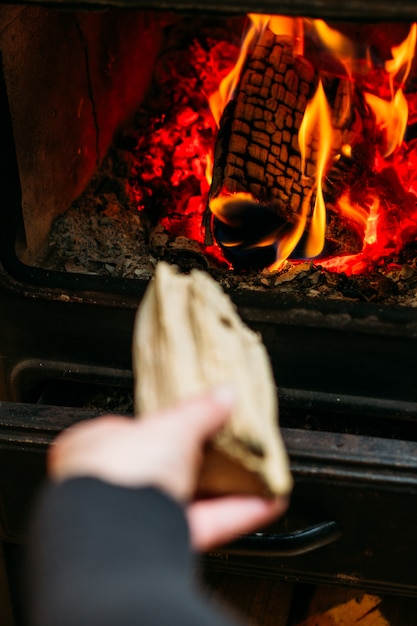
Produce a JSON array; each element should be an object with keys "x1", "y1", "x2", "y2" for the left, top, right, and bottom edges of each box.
[{"x1": 13, "y1": 0, "x2": 417, "y2": 22}]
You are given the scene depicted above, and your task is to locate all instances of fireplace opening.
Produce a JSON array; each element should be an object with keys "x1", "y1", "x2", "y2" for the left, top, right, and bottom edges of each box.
[
  {"x1": 3, "y1": 6, "x2": 417, "y2": 599},
  {"x1": 2, "y1": 7, "x2": 417, "y2": 306}
]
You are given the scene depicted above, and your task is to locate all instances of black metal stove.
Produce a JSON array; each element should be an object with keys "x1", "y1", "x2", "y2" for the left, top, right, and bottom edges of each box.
[{"x1": 1, "y1": 0, "x2": 417, "y2": 609}]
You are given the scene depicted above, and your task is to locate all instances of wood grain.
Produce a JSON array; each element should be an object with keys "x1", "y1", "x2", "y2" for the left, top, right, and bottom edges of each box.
[{"x1": 132, "y1": 262, "x2": 292, "y2": 497}]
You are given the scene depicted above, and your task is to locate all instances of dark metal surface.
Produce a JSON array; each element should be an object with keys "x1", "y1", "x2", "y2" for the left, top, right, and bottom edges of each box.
[
  {"x1": 226, "y1": 521, "x2": 341, "y2": 557},
  {"x1": 205, "y1": 428, "x2": 417, "y2": 596},
  {"x1": 1, "y1": 2, "x2": 417, "y2": 598},
  {"x1": 2, "y1": 400, "x2": 417, "y2": 596},
  {"x1": 10, "y1": 0, "x2": 417, "y2": 21}
]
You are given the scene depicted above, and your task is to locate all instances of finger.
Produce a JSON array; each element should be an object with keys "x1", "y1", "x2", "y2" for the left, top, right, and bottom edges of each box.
[
  {"x1": 48, "y1": 415, "x2": 136, "y2": 480},
  {"x1": 187, "y1": 496, "x2": 288, "y2": 552}
]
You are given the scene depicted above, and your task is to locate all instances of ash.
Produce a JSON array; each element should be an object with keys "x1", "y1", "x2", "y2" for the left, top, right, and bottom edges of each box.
[{"x1": 39, "y1": 174, "x2": 417, "y2": 307}]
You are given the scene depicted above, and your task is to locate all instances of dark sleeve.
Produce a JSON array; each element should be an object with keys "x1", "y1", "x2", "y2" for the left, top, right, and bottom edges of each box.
[{"x1": 27, "y1": 477, "x2": 240, "y2": 626}]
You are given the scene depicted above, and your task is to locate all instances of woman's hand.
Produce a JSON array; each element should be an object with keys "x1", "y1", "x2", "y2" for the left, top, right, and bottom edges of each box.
[{"x1": 48, "y1": 388, "x2": 288, "y2": 551}]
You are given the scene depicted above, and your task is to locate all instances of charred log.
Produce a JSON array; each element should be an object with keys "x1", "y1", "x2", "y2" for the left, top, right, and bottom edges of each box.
[
  {"x1": 206, "y1": 27, "x2": 377, "y2": 262},
  {"x1": 210, "y1": 31, "x2": 316, "y2": 217}
]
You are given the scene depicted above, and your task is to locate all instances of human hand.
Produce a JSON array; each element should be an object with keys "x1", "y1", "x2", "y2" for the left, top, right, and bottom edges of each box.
[{"x1": 48, "y1": 389, "x2": 288, "y2": 551}]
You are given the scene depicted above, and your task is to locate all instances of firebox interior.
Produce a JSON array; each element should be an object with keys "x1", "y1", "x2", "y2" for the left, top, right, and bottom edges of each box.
[
  {"x1": 2, "y1": 7, "x2": 417, "y2": 307},
  {"x1": 1, "y1": 4, "x2": 417, "y2": 411},
  {"x1": 2, "y1": 2, "x2": 417, "y2": 598}
]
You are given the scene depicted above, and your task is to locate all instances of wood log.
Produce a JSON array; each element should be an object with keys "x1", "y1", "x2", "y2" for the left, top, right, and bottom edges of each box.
[
  {"x1": 296, "y1": 593, "x2": 390, "y2": 626},
  {"x1": 210, "y1": 31, "x2": 316, "y2": 219},
  {"x1": 206, "y1": 27, "x2": 376, "y2": 257},
  {"x1": 132, "y1": 262, "x2": 292, "y2": 497}
]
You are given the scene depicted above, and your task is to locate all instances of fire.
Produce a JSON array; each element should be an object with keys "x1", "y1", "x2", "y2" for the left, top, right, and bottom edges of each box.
[
  {"x1": 312, "y1": 20, "x2": 357, "y2": 62},
  {"x1": 386, "y1": 23, "x2": 417, "y2": 92},
  {"x1": 208, "y1": 14, "x2": 304, "y2": 127},
  {"x1": 298, "y1": 80, "x2": 333, "y2": 258},
  {"x1": 266, "y1": 79, "x2": 334, "y2": 271},
  {"x1": 364, "y1": 89, "x2": 408, "y2": 158},
  {"x1": 209, "y1": 15, "x2": 280, "y2": 127},
  {"x1": 204, "y1": 17, "x2": 417, "y2": 273},
  {"x1": 364, "y1": 197, "x2": 380, "y2": 245},
  {"x1": 363, "y1": 24, "x2": 416, "y2": 158},
  {"x1": 131, "y1": 16, "x2": 417, "y2": 277},
  {"x1": 337, "y1": 191, "x2": 368, "y2": 236},
  {"x1": 208, "y1": 19, "x2": 262, "y2": 128}
]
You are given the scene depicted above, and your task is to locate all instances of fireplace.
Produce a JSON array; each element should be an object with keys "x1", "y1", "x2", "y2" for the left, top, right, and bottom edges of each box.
[
  {"x1": 3, "y1": 6, "x2": 417, "y2": 298},
  {"x1": 1, "y1": 0, "x2": 417, "y2": 607}
]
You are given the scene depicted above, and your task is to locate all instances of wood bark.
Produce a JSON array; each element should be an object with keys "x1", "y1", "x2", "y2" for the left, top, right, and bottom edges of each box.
[
  {"x1": 132, "y1": 262, "x2": 292, "y2": 497},
  {"x1": 210, "y1": 31, "x2": 316, "y2": 216}
]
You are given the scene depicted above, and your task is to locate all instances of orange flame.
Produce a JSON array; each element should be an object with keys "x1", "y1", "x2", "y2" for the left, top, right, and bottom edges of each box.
[
  {"x1": 209, "y1": 192, "x2": 255, "y2": 229},
  {"x1": 309, "y1": 20, "x2": 368, "y2": 128},
  {"x1": 337, "y1": 191, "x2": 368, "y2": 234},
  {"x1": 364, "y1": 89, "x2": 408, "y2": 157},
  {"x1": 268, "y1": 80, "x2": 334, "y2": 271},
  {"x1": 386, "y1": 23, "x2": 417, "y2": 93},
  {"x1": 298, "y1": 80, "x2": 333, "y2": 258},
  {"x1": 364, "y1": 24, "x2": 415, "y2": 158},
  {"x1": 313, "y1": 19, "x2": 356, "y2": 60},
  {"x1": 267, "y1": 15, "x2": 304, "y2": 53},
  {"x1": 206, "y1": 12, "x2": 306, "y2": 262},
  {"x1": 208, "y1": 16, "x2": 267, "y2": 128},
  {"x1": 269, "y1": 212, "x2": 307, "y2": 272},
  {"x1": 337, "y1": 191, "x2": 380, "y2": 247}
]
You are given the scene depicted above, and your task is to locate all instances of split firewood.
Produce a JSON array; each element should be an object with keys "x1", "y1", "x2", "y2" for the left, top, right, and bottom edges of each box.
[
  {"x1": 206, "y1": 26, "x2": 376, "y2": 257},
  {"x1": 132, "y1": 262, "x2": 292, "y2": 497},
  {"x1": 295, "y1": 593, "x2": 390, "y2": 626}
]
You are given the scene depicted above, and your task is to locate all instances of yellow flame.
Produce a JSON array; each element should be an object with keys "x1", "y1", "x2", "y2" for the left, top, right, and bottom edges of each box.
[
  {"x1": 365, "y1": 88, "x2": 408, "y2": 157},
  {"x1": 363, "y1": 24, "x2": 416, "y2": 158},
  {"x1": 209, "y1": 192, "x2": 289, "y2": 251},
  {"x1": 267, "y1": 15, "x2": 304, "y2": 54},
  {"x1": 313, "y1": 20, "x2": 357, "y2": 63},
  {"x1": 337, "y1": 192, "x2": 368, "y2": 231},
  {"x1": 386, "y1": 23, "x2": 417, "y2": 94},
  {"x1": 335, "y1": 192, "x2": 380, "y2": 247},
  {"x1": 310, "y1": 19, "x2": 373, "y2": 79},
  {"x1": 209, "y1": 192, "x2": 255, "y2": 227},
  {"x1": 269, "y1": 80, "x2": 334, "y2": 270},
  {"x1": 208, "y1": 16, "x2": 268, "y2": 127},
  {"x1": 310, "y1": 21, "x2": 365, "y2": 127},
  {"x1": 268, "y1": 209, "x2": 308, "y2": 271},
  {"x1": 205, "y1": 152, "x2": 213, "y2": 187},
  {"x1": 298, "y1": 80, "x2": 333, "y2": 258}
]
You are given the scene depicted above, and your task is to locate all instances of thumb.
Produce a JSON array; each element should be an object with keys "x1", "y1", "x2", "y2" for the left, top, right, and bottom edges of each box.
[{"x1": 147, "y1": 385, "x2": 236, "y2": 444}]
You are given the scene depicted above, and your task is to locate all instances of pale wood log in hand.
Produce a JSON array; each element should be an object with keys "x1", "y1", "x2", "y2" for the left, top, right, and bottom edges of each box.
[{"x1": 132, "y1": 262, "x2": 292, "y2": 497}]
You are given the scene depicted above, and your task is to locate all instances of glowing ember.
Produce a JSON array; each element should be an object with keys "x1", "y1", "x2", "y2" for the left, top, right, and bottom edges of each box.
[{"x1": 130, "y1": 17, "x2": 417, "y2": 276}]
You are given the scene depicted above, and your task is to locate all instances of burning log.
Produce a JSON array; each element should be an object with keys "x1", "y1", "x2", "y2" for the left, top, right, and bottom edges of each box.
[
  {"x1": 206, "y1": 26, "x2": 376, "y2": 262},
  {"x1": 211, "y1": 31, "x2": 316, "y2": 215},
  {"x1": 132, "y1": 262, "x2": 292, "y2": 497}
]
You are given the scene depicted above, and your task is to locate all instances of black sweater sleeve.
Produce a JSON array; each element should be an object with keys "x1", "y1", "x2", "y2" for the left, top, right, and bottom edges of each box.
[{"x1": 27, "y1": 477, "x2": 239, "y2": 626}]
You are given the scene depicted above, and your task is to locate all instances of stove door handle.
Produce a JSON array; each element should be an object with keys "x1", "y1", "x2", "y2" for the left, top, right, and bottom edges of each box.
[{"x1": 223, "y1": 520, "x2": 341, "y2": 557}]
